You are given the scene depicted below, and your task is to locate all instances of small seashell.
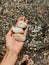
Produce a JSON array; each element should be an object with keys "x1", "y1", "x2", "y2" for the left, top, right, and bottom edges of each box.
[
  {"x1": 12, "y1": 26, "x2": 24, "y2": 33},
  {"x1": 13, "y1": 34, "x2": 26, "y2": 41},
  {"x1": 18, "y1": 21, "x2": 27, "y2": 28}
]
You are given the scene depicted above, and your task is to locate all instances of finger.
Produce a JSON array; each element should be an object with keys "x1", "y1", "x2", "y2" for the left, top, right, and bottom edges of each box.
[
  {"x1": 17, "y1": 17, "x2": 23, "y2": 21},
  {"x1": 24, "y1": 25, "x2": 28, "y2": 36},
  {"x1": 25, "y1": 19, "x2": 28, "y2": 24},
  {"x1": 15, "y1": 17, "x2": 22, "y2": 27},
  {"x1": 6, "y1": 28, "x2": 12, "y2": 37},
  {"x1": 18, "y1": 16, "x2": 25, "y2": 22},
  {"x1": 22, "y1": 16, "x2": 25, "y2": 22}
]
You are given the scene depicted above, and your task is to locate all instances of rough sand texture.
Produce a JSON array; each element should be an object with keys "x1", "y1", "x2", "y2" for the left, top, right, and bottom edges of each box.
[{"x1": 0, "y1": 0, "x2": 49, "y2": 65}]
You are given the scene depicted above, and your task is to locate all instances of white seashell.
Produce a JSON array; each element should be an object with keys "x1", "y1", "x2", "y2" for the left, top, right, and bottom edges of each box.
[
  {"x1": 12, "y1": 26, "x2": 24, "y2": 33},
  {"x1": 18, "y1": 21, "x2": 27, "y2": 28},
  {"x1": 13, "y1": 34, "x2": 26, "y2": 41}
]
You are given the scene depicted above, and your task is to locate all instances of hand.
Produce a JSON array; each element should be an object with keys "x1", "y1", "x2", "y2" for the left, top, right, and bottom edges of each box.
[{"x1": 6, "y1": 17, "x2": 28, "y2": 55}]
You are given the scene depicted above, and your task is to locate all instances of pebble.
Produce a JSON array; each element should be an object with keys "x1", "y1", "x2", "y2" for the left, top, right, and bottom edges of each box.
[
  {"x1": 13, "y1": 0, "x2": 16, "y2": 2},
  {"x1": 12, "y1": 26, "x2": 24, "y2": 33},
  {"x1": 23, "y1": 55, "x2": 29, "y2": 60},
  {"x1": 44, "y1": 52, "x2": 48, "y2": 56},
  {"x1": 18, "y1": 21, "x2": 27, "y2": 28},
  {"x1": 0, "y1": 7, "x2": 3, "y2": 13},
  {"x1": 3, "y1": 9, "x2": 9, "y2": 14},
  {"x1": 28, "y1": 59, "x2": 34, "y2": 65},
  {"x1": 13, "y1": 34, "x2": 26, "y2": 41},
  {"x1": 34, "y1": 48, "x2": 37, "y2": 50}
]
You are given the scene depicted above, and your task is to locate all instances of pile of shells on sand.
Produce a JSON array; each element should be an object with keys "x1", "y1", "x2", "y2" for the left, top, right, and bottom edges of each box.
[{"x1": 12, "y1": 21, "x2": 27, "y2": 42}]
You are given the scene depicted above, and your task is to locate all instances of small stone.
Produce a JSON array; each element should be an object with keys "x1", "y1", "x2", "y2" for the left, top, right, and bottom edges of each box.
[
  {"x1": 30, "y1": 47, "x2": 32, "y2": 50},
  {"x1": 14, "y1": 0, "x2": 16, "y2": 2},
  {"x1": 34, "y1": 48, "x2": 37, "y2": 50},
  {"x1": 44, "y1": 52, "x2": 48, "y2": 56},
  {"x1": 18, "y1": 21, "x2": 27, "y2": 28},
  {"x1": 33, "y1": 54, "x2": 36, "y2": 57},
  {"x1": 12, "y1": 26, "x2": 24, "y2": 33},
  {"x1": 3, "y1": 9, "x2": 9, "y2": 14},
  {"x1": 0, "y1": 7, "x2": 3, "y2": 13},
  {"x1": 13, "y1": 34, "x2": 26, "y2": 41},
  {"x1": 23, "y1": 55, "x2": 29, "y2": 60},
  {"x1": 28, "y1": 59, "x2": 34, "y2": 65}
]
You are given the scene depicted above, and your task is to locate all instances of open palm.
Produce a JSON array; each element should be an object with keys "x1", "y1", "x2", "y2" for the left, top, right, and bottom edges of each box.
[{"x1": 6, "y1": 17, "x2": 28, "y2": 55}]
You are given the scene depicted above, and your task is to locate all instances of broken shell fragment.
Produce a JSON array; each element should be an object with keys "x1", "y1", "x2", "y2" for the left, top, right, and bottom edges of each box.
[
  {"x1": 18, "y1": 21, "x2": 27, "y2": 28},
  {"x1": 13, "y1": 34, "x2": 26, "y2": 41},
  {"x1": 12, "y1": 26, "x2": 24, "y2": 33}
]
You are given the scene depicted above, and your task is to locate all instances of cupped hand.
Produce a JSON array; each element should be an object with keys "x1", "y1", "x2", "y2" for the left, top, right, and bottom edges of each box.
[{"x1": 6, "y1": 17, "x2": 28, "y2": 55}]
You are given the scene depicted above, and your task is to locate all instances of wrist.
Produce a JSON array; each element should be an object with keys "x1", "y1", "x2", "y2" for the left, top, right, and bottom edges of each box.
[
  {"x1": 1, "y1": 49, "x2": 18, "y2": 65},
  {"x1": 8, "y1": 50, "x2": 18, "y2": 56}
]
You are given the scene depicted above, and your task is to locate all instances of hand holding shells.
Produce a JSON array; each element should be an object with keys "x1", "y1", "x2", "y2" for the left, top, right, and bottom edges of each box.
[
  {"x1": 6, "y1": 17, "x2": 28, "y2": 54},
  {"x1": 12, "y1": 21, "x2": 27, "y2": 42}
]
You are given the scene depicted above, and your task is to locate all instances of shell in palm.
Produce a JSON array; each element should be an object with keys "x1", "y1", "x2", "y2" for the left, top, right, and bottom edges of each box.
[
  {"x1": 12, "y1": 26, "x2": 24, "y2": 33},
  {"x1": 13, "y1": 34, "x2": 26, "y2": 41},
  {"x1": 18, "y1": 21, "x2": 27, "y2": 28}
]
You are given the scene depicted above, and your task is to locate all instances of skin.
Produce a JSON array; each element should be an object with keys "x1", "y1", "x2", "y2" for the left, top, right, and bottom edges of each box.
[{"x1": 0, "y1": 17, "x2": 28, "y2": 65}]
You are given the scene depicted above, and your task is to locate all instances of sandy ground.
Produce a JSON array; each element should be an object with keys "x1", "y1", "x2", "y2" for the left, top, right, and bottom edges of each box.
[{"x1": 0, "y1": 0, "x2": 49, "y2": 65}]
